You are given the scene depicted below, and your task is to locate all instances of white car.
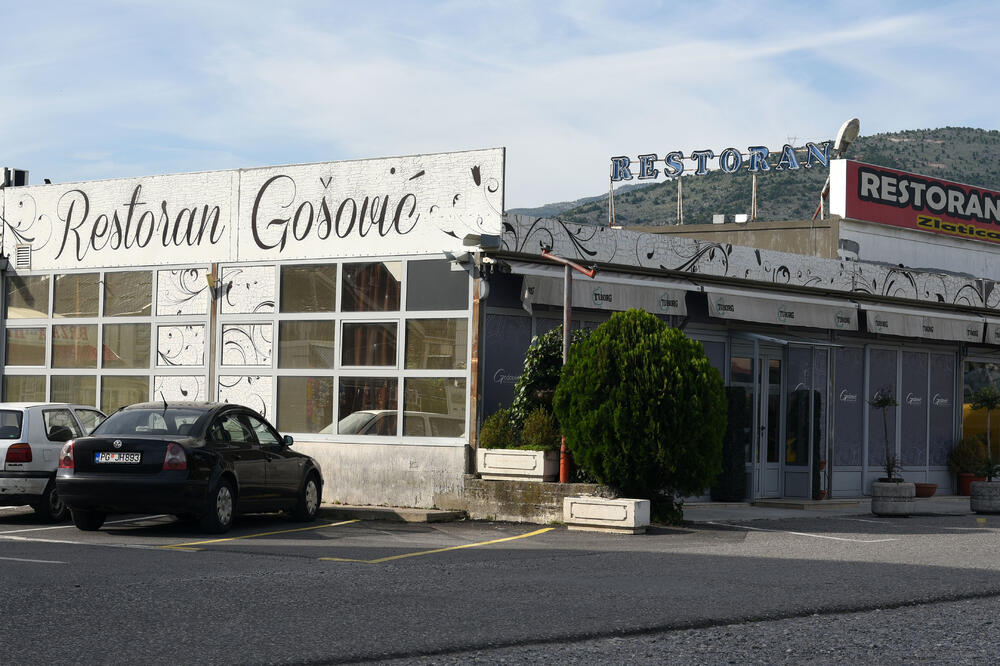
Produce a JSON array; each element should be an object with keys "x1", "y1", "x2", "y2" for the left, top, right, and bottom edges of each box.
[{"x1": 0, "y1": 403, "x2": 106, "y2": 521}]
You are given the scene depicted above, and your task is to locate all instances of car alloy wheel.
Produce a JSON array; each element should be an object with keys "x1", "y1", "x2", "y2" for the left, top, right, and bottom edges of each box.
[
  {"x1": 33, "y1": 482, "x2": 69, "y2": 522},
  {"x1": 292, "y1": 474, "x2": 320, "y2": 522},
  {"x1": 201, "y1": 479, "x2": 235, "y2": 534}
]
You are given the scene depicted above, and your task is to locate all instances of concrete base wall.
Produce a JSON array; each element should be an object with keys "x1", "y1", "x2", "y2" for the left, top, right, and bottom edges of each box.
[
  {"x1": 293, "y1": 441, "x2": 469, "y2": 509},
  {"x1": 449, "y1": 478, "x2": 613, "y2": 523}
]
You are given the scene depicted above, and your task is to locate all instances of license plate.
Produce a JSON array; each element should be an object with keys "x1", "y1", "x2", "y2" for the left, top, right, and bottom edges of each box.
[{"x1": 95, "y1": 451, "x2": 142, "y2": 464}]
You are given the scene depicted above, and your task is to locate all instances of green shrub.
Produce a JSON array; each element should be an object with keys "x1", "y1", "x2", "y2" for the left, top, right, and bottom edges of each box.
[
  {"x1": 711, "y1": 387, "x2": 748, "y2": 502},
  {"x1": 520, "y1": 407, "x2": 561, "y2": 451},
  {"x1": 510, "y1": 326, "x2": 591, "y2": 431},
  {"x1": 949, "y1": 435, "x2": 988, "y2": 474},
  {"x1": 553, "y1": 309, "x2": 726, "y2": 519},
  {"x1": 479, "y1": 408, "x2": 520, "y2": 449}
]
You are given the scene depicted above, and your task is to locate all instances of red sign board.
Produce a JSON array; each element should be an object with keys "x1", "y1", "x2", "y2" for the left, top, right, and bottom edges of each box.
[{"x1": 831, "y1": 160, "x2": 1000, "y2": 244}]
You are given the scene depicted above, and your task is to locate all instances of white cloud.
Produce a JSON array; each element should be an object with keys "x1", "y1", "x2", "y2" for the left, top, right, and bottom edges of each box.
[{"x1": 2, "y1": 1, "x2": 998, "y2": 207}]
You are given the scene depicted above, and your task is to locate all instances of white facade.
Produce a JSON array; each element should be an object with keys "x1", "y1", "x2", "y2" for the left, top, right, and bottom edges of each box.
[{"x1": 0, "y1": 149, "x2": 504, "y2": 507}]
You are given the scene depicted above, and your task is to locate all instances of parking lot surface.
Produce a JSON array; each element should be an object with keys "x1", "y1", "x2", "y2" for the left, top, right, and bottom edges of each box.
[{"x1": 1, "y1": 504, "x2": 999, "y2": 664}]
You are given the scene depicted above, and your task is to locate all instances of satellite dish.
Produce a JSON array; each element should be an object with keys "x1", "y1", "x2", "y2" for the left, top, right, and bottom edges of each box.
[{"x1": 834, "y1": 118, "x2": 861, "y2": 155}]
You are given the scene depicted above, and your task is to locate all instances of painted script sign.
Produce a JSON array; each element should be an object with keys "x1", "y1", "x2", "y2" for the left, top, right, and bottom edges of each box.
[
  {"x1": 830, "y1": 160, "x2": 1000, "y2": 244},
  {"x1": 610, "y1": 142, "x2": 831, "y2": 182},
  {"x1": 0, "y1": 149, "x2": 504, "y2": 269}
]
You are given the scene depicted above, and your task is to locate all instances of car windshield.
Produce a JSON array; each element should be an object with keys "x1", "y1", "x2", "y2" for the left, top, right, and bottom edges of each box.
[
  {"x1": 337, "y1": 411, "x2": 376, "y2": 434},
  {"x1": 93, "y1": 408, "x2": 206, "y2": 437},
  {"x1": 0, "y1": 410, "x2": 23, "y2": 439}
]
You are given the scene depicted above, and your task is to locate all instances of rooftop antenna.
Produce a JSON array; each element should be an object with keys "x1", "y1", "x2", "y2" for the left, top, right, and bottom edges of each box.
[{"x1": 813, "y1": 117, "x2": 860, "y2": 220}]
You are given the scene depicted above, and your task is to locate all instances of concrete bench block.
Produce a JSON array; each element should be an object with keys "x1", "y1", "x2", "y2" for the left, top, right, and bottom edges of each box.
[
  {"x1": 477, "y1": 448, "x2": 559, "y2": 482},
  {"x1": 563, "y1": 496, "x2": 650, "y2": 534}
]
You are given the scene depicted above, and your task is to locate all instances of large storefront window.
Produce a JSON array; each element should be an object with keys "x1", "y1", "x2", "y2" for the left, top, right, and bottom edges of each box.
[
  {"x1": 867, "y1": 348, "x2": 898, "y2": 469},
  {"x1": 1, "y1": 258, "x2": 470, "y2": 442},
  {"x1": 900, "y1": 351, "x2": 929, "y2": 466},
  {"x1": 930, "y1": 353, "x2": 955, "y2": 466},
  {"x1": 834, "y1": 348, "x2": 864, "y2": 466},
  {"x1": 963, "y1": 360, "x2": 1000, "y2": 446}
]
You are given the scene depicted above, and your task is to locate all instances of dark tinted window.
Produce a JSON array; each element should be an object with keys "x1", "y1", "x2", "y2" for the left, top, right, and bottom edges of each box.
[
  {"x1": 406, "y1": 260, "x2": 469, "y2": 311},
  {"x1": 0, "y1": 410, "x2": 23, "y2": 439},
  {"x1": 95, "y1": 408, "x2": 207, "y2": 436}
]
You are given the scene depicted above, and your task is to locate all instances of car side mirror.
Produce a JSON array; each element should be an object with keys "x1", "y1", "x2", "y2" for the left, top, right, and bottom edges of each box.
[{"x1": 282, "y1": 434, "x2": 294, "y2": 447}]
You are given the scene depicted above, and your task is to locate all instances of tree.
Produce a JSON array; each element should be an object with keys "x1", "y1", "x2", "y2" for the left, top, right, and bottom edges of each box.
[
  {"x1": 971, "y1": 385, "x2": 1000, "y2": 461},
  {"x1": 509, "y1": 326, "x2": 590, "y2": 431},
  {"x1": 552, "y1": 309, "x2": 726, "y2": 521},
  {"x1": 868, "y1": 387, "x2": 900, "y2": 480}
]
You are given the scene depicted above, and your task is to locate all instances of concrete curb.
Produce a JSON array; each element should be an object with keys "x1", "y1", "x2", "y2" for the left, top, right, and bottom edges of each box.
[{"x1": 318, "y1": 504, "x2": 465, "y2": 523}]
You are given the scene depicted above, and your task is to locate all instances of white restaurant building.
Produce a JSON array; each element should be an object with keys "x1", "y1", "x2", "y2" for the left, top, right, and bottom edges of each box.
[{"x1": 2, "y1": 149, "x2": 999, "y2": 506}]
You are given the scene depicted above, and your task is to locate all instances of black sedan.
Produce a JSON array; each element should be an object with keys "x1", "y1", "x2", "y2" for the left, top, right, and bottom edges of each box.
[{"x1": 56, "y1": 402, "x2": 323, "y2": 534}]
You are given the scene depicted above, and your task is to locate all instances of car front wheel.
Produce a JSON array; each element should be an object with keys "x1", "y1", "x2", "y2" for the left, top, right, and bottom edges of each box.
[
  {"x1": 32, "y1": 481, "x2": 69, "y2": 522},
  {"x1": 291, "y1": 473, "x2": 320, "y2": 522},
  {"x1": 71, "y1": 509, "x2": 106, "y2": 531},
  {"x1": 200, "y1": 478, "x2": 235, "y2": 534}
]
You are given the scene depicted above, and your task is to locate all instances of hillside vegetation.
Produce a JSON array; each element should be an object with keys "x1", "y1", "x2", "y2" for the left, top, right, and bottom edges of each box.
[{"x1": 509, "y1": 128, "x2": 1000, "y2": 227}]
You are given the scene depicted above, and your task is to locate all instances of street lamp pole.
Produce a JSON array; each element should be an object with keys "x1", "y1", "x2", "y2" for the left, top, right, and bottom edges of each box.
[{"x1": 540, "y1": 249, "x2": 597, "y2": 482}]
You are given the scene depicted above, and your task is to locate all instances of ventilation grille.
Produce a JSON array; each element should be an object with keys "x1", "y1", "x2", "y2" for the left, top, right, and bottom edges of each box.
[{"x1": 14, "y1": 244, "x2": 31, "y2": 270}]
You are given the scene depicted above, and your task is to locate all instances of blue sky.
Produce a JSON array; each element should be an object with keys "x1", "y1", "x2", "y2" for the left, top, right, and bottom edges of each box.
[{"x1": 2, "y1": 1, "x2": 997, "y2": 207}]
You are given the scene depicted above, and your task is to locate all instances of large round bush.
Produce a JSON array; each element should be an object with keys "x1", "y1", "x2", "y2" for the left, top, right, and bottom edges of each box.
[{"x1": 553, "y1": 309, "x2": 726, "y2": 507}]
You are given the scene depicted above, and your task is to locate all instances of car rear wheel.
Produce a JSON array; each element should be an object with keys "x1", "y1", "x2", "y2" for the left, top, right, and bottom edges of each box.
[
  {"x1": 291, "y1": 473, "x2": 320, "y2": 522},
  {"x1": 200, "y1": 478, "x2": 235, "y2": 534},
  {"x1": 32, "y1": 481, "x2": 69, "y2": 522},
  {"x1": 71, "y1": 509, "x2": 106, "y2": 531}
]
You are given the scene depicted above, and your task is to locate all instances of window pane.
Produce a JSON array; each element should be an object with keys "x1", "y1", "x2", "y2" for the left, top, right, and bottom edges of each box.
[
  {"x1": 278, "y1": 321, "x2": 336, "y2": 369},
  {"x1": 834, "y1": 347, "x2": 864, "y2": 466},
  {"x1": 54, "y1": 273, "x2": 99, "y2": 318},
  {"x1": 53, "y1": 376, "x2": 97, "y2": 406},
  {"x1": 338, "y1": 378, "x2": 398, "y2": 435},
  {"x1": 406, "y1": 259, "x2": 469, "y2": 311},
  {"x1": 963, "y1": 360, "x2": 1000, "y2": 446},
  {"x1": 405, "y1": 319, "x2": 467, "y2": 369},
  {"x1": 103, "y1": 324, "x2": 151, "y2": 369},
  {"x1": 43, "y1": 409, "x2": 82, "y2": 438},
  {"x1": 6, "y1": 328, "x2": 46, "y2": 366},
  {"x1": 785, "y1": 348, "x2": 811, "y2": 467},
  {"x1": 6, "y1": 275, "x2": 49, "y2": 318},
  {"x1": 74, "y1": 409, "x2": 106, "y2": 434},
  {"x1": 342, "y1": 322, "x2": 397, "y2": 366},
  {"x1": 4, "y1": 375, "x2": 45, "y2": 402},
  {"x1": 277, "y1": 376, "x2": 333, "y2": 434},
  {"x1": 280, "y1": 264, "x2": 337, "y2": 313},
  {"x1": 867, "y1": 349, "x2": 898, "y2": 468},
  {"x1": 342, "y1": 262, "x2": 401, "y2": 312},
  {"x1": 901, "y1": 351, "x2": 929, "y2": 466},
  {"x1": 104, "y1": 271, "x2": 152, "y2": 316},
  {"x1": 101, "y1": 376, "x2": 149, "y2": 413},
  {"x1": 929, "y1": 354, "x2": 955, "y2": 467},
  {"x1": 403, "y1": 378, "x2": 466, "y2": 437},
  {"x1": 52, "y1": 324, "x2": 98, "y2": 368}
]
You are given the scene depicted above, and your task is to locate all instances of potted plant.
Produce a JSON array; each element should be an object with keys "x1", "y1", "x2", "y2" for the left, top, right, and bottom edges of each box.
[
  {"x1": 968, "y1": 386, "x2": 1000, "y2": 513},
  {"x1": 868, "y1": 387, "x2": 915, "y2": 516},
  {"x1": 948, "y1": 435, "x2": 987, "y2": 495},
  {"x1": 476, "y1": 407, "x2": 560, "y2": 481}
]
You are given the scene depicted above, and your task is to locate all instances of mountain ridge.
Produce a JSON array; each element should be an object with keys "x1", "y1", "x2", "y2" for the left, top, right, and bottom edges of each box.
[{"x1": 508, "y1": 127, "x2": 1000, "y2": 226}]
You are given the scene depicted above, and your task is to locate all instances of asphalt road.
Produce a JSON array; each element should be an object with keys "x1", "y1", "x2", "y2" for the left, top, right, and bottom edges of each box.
[{"x1": 1, "y1": 506, "x2": 999, "y2": 664}]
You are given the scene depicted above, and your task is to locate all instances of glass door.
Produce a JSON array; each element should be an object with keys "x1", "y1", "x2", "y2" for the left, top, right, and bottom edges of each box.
[
  {"x1": 731, "y1": 342, "x2": 784, "y2": 500},
  {"x1": 759, "y1": 354, "x2": 783, "y2": 498}
]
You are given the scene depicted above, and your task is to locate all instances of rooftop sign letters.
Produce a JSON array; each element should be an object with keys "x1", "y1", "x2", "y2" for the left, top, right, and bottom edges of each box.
[
  {"x1": 610, "y1": 142, "x2": 832, "y2": 182},
  {"x1": 830, "y1": 160, "x2": 1000, "y2": 245}
]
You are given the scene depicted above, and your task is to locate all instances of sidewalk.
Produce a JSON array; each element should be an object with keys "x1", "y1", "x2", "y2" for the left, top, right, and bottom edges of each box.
[{"x1": 683, "y1": 495, "x2": 972, "y2": 524}]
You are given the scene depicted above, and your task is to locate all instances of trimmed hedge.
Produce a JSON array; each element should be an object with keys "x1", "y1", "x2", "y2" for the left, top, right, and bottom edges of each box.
[{"x1": 553, "y1": 309, "x2": 726, "y2": 515}]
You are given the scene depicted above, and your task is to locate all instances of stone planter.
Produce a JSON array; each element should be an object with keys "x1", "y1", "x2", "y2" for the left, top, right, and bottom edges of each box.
[
  {"x1": 476, "y1": 448, "x2": 559, "y2": 482},
  {"x1": 871, "y1": 481, "x2": 916, "y2": 516},
  {"x1": 563, "y1": 496, "x2": 650, "y2": 534},
  {"x1": 970, "y1": 480, "x2": 1000, "y2": 514}
]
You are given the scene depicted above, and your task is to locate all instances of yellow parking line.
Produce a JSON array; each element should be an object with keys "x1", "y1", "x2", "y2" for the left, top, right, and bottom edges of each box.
[
  {"x1": 161, "y1": 519, "x2": 360, "y2": 550},
  {"x1": 319, "y1": 527, "x2": 554, "y2": 564}
]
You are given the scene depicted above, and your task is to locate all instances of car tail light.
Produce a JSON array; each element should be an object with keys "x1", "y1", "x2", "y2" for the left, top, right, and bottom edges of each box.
[
  {"x1": 58, "y1": 442, "x2": 74, "y2": 469},
  {"x1": 5, "y1": 443, "x2": 32, "y2": 463},
  {"x1": 162, "y1": 442, "x2": 187, "y2": 471}
]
